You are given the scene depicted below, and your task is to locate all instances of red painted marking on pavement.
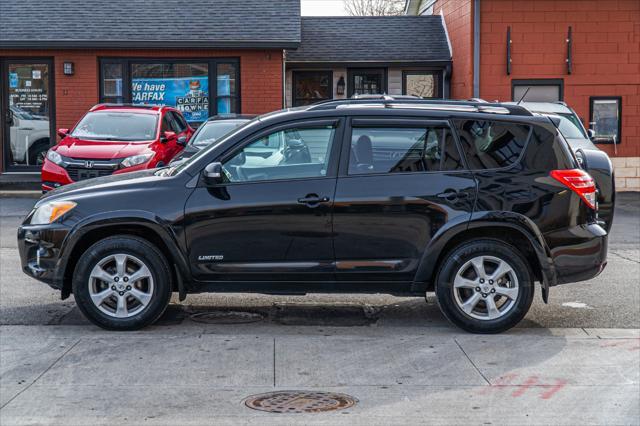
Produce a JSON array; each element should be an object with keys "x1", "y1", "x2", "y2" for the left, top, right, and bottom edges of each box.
[
  {"x1": 540, "y1": 379, "x2": 567, "y2": 400},
  {"x1": 478, "y1": 373, "x2": 519, "y2": 394},
  {"x1": 511, "y1": 376, "x2": 539, "y2": 397}
]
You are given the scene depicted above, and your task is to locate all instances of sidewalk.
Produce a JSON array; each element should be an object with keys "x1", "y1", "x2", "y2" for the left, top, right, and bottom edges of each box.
[{"x1": 1, "y1": 324, "x2": 638, "y2": 425}]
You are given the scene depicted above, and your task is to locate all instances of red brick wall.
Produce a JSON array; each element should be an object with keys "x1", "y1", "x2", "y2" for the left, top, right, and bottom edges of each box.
[
  {"x1": 479, "y1": 0, "x2": 640, "y2": 158},
  {"x1": 0, "y1": 48, "x2": 283, "y2": 140},
  {"x1": 433, "y1": 0, "x2": 475, "y2": 99}
]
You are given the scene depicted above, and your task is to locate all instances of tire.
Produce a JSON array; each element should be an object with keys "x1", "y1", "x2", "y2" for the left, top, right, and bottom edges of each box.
[
  {"x1": 435, "y1": 239, "x2": 534, "y2": 334},
  {"x1": 72, "y1": 235, "x2": 172, "y2": 330},
  {"x1": 28, "y1": 139, "x2": 50, "y2": 166}
]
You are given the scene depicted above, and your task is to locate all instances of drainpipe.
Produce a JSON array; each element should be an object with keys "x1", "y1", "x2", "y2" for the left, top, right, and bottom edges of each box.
[
  {"x1": 473, "y1": 0, "x2": 480, "y2": 98},
  {"x1": 282, "y1": 50, "x2": 287, "y2": 109}
]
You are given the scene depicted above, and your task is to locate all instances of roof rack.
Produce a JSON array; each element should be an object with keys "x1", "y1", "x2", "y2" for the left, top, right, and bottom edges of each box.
[{"x1": 307, "y1": 97, "x2": 532, "y2": 116}]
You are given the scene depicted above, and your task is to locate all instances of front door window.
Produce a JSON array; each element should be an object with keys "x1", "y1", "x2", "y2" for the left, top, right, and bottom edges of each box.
[{"x1": 4, "y1": 62, "x2": 53, "y2": 168}]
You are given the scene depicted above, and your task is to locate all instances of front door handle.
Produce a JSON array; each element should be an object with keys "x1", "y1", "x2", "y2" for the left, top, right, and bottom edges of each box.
[
  {"x1": 436, "y1": 189, "x2": 470, "y2": 201},
  {"x1": 297, "y1": 194, "x2": 330, "y2": 207}
]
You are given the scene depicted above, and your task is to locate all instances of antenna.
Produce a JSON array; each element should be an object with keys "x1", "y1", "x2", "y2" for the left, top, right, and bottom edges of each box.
[{"x1": 517, "y1": 87, "x2": 531, "y2": 105}]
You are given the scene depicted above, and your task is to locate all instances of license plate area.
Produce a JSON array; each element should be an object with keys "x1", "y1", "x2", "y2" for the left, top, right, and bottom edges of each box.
[{"x1": 77, "y1": 169, "x2": 100, "y2": 180}]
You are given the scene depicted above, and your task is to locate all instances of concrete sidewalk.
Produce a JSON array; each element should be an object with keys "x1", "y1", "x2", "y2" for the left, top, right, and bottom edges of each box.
[{"x1": 1, "y1": 324, "x2": 638, "y2": 425}]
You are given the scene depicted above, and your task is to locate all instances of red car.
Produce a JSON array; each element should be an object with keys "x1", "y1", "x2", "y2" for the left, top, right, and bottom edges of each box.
[{"x1": 42, "y1": 104, "x2": 193, "y2": 192}]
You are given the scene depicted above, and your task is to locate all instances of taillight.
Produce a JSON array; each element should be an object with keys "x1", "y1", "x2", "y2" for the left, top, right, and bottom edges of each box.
[{"x1": 550, "y1": 169, "x2": 597, "y2": 210}]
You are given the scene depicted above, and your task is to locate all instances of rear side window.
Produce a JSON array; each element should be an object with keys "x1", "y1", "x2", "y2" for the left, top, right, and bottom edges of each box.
[
  {"x1": 454, "y1": 120, "x2": 531, "y2": 170},
  {"x1": 348, "y1": 126, "x2": 464, "y2": 175}
]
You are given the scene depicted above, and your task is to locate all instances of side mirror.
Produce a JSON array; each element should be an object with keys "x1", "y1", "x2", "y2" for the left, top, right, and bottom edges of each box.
[
  {"x1": 6, "y1": 109, "x2": 14, "y2": 126},
  {"x1": 587, "y1": 129, "x2": 595, "y2": 139},
  {"x1": 177, "y1": 135, "x2": 188, "y2": 146},
  {"x1": 57, "y1": 128, "x2": 69, "y2": 138},
  {"x1": 203, "y1": 162, "x2": 223, "y2": 186},
  {"x1": 161, "y1": 131, "x2": 176, "y2": 143}
]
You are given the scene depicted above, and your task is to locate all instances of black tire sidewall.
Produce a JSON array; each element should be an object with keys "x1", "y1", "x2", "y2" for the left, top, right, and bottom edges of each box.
[
  {"x1": 435, "y1": 239, "x2": 534, "y2": 334},
  {"x1": 72, "y1": 236, "x2": 172, "y2": 330}
]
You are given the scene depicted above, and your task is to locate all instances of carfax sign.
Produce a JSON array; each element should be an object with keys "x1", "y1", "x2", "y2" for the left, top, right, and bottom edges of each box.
[{"x1": 131, "y1": 77, "x2": 209, "y2": 122}]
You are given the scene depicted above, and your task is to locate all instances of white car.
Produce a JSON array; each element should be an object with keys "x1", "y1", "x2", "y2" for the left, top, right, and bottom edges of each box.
[{"x1": 9, "y1": 105, "x2": 51, "y2": 165}]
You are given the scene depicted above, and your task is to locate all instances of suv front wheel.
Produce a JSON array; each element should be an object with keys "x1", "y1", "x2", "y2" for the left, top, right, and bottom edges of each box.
[
  {"x1": 72, "y1": 235, "x2": 172, "y2": 330},
  {"x1": 435, "y1": 239, "x2": 534, "y2": 333}
]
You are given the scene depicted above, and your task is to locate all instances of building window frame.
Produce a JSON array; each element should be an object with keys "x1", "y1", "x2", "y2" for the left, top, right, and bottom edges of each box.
[
  {"x1": 589, "y1": 96, "x2": 622, "y2": 145},
  {"x1": 402, "y1": 70, "x2": 443, "y2": 98},
  {"x1": 292, "y1": 70, "x2": 333, "y2": 107},
  {"x1": 98, "y1": 57, "x2": 240, "y2": 124},
  {"x1": 511, "y1": 78, "x2": 564, "y2": 102},
  {"x1": 347, "y1": 68, "x2": 387, "y2": 98}
]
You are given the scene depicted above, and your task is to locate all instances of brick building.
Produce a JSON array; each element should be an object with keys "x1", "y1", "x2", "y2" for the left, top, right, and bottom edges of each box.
[
  {"x1": 0, "y1": 0, "x2": 300, "y2": 178},
  {"x1": 407, "y1": 0, "x2": 640, "y2": 190}
]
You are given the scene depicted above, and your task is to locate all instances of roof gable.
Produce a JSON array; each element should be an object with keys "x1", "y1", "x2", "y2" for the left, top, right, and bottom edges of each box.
[{"x1": 0, "y1": 0, "x2": 301, "y2": 49}]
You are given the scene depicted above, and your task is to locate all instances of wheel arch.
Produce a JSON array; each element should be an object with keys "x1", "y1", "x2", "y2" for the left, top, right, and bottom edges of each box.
[
  {"x1": 60, "y1": 216, "x2": 190, "y2": 299},
  {"x1": 413, "y1": 213, "x2": 556, "y2": 302}
]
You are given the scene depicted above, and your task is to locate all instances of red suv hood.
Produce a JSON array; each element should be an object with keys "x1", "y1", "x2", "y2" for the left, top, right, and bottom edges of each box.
[{"x1": 54, "y1": 137, "x2": 154, "y2": 160}]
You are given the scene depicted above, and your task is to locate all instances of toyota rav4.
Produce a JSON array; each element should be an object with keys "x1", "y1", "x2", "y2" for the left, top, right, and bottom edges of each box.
[{"x1": 18, "y1": 98, "x2": 613, "y2": 333}]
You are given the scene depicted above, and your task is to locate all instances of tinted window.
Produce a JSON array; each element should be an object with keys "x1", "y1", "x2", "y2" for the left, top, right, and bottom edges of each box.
[
  {"x1": 348, "y1": 127, "x2": 463, "y2": 175},
  {"x1": 189, "y1": 120, "x2": 248, "y2": 149},
  {"x1": 71, "y1": 112, "x2": 158, "y2": 141},
  {"x1": 454, "y1": 120, "x2": 530, "y2": 170},
  {"x1": 222, "y1": 126, "x2": 336, "y2": 183},
  {"x1": 170, "y1": 112, "x2": 187, "y2": 132}
]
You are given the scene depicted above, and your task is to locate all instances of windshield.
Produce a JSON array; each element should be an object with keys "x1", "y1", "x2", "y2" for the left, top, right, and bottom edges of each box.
[
  {"x1": 188, "y1": 120, "x2": 248, "y2": 149},
  {"x1": 543, "y1": 112, "x2": 587, "y2": 139},
  {"x1": 71, "y1": 112, "x2": 158, "y2": 141},
  {"x1": 168, "y1": 117, "x2": 260, "y2": 176}
]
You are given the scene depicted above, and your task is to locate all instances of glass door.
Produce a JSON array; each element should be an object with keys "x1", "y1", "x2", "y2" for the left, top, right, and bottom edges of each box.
[
  {"x1": 348, "y1": 68, "x2": 386, "y2": 97},
  {"x1": 2, "y1": 60, "x2": 54, "y2": 170}
]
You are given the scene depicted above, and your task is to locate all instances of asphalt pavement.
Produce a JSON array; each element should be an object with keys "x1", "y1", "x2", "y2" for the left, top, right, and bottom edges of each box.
[{"x1": 0, "y1": 193, "x2": 638, "y2": 425}]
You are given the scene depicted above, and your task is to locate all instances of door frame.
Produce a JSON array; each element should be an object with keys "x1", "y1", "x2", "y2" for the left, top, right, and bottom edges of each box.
[{"x1": 1, "y1": 57, "x2": 56, "y2": 172}]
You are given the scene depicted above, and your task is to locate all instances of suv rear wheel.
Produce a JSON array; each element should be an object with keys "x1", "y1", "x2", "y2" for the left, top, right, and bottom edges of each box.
[
  {"x1": 72, "y1": 235, "x2": 172, "y2": 330},
  {"x1": 435, "y1": 239, "x2": 534, "y2": 333}
]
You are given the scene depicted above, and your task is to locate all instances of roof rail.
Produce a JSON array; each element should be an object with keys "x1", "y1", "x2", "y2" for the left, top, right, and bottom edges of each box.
[{"x1": 306, "y1": 97, "x2": 532, "y2": 116}]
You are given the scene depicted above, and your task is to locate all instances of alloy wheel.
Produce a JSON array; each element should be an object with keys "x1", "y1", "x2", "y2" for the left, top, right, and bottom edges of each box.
[
  {"x1": 452, "y1": 255, "x2": 519, "y2": 321},
  {"x1": 87, "y1": 254, "x2": 154, "y2": 318}
]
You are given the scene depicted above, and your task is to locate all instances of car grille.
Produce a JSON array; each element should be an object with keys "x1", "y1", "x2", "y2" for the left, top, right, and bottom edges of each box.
[
  {"x1": 66, "y1": 166, "x2": 115, "y2": 181},
  {"x1": 63, "y1": 159, "x2": 122, "y2": 182}
]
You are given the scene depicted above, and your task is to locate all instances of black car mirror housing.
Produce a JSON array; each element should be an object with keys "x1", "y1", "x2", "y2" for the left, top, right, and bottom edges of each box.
[{"x1": 203, "y1": 162, "x2": 223, "y2": 185}]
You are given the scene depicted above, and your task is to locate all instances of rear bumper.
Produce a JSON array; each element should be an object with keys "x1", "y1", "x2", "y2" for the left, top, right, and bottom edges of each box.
[{"x1": 545, "y1": 223, "x2": 608, "y2": 286}]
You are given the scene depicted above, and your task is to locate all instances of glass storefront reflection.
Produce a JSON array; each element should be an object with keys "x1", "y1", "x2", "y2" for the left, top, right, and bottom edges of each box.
[{"x1": 6, "y1": 63, "x2": 52, "y2": 166}]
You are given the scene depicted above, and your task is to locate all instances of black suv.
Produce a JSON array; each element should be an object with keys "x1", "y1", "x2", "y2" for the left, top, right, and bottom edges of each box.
[{"x1": 18, "y1": 98, "x2": 614, "y2": 333}]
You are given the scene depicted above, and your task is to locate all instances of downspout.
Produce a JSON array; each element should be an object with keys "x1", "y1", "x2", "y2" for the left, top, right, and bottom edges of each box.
[
  {"x1": 282, "y1": 50, "x2": 287, "y2": 109},
  {"x1": 473, "y1": 0, "x2": 480, "y2": 98},
  {"x1": 440, "y1": 11, "x2": 453, "y2": 99}
]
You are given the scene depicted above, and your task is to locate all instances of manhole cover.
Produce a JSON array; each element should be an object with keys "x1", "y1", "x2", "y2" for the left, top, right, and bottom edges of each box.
[
  {"x1": 245, "y1": 391, "x2": 357, "y2": 413},
  {"x1": 189, "y1": 311, "x2": 263, "y2": 324}
]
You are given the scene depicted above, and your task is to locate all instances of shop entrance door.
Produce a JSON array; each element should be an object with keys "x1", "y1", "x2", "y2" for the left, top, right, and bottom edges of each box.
[{"x1": 2, "y1": 59, "x2": 54, "y2": 171}]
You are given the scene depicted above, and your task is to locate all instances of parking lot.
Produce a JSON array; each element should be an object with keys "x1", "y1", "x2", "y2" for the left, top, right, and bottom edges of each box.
[{"x1": 1, "y1": 193, "x2": 639, "y2": 425}]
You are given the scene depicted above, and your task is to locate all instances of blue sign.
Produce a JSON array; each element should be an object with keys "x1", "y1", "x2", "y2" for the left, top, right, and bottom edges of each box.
[
  {"x1": 131, "y1": 77, "x2": 209, "y2": 122},
  {"x1": 9, "y1": 72, "x2": 19, "y2": 88}
]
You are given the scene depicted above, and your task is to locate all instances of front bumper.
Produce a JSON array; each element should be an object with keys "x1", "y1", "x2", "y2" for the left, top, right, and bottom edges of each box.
[
  {"x1": 17, "y1": 223, "x2": 72, "y2": 291},
  {"x1": 545, "y1": 222, "x2": 608, "y2": 286}
]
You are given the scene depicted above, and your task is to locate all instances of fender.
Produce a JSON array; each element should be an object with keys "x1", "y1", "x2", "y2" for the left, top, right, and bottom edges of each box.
[
  {"x1": 57, "y1": 210, "x2": 192, "y2": 297},
  {"x1": 413, "y1": 210, "x2": 557, "y2": 303}
]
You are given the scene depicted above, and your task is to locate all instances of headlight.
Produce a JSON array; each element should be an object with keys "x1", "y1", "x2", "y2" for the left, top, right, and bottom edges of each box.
[
  {"x1": 46, "y1": 150, "x2": 64, "y2": 165},
  {"x1": 31, "y1": 201, "x2": 77, "y2": 225},
  {"x1": 120, "y1": 153, "x2": 153, "y2": 168}
]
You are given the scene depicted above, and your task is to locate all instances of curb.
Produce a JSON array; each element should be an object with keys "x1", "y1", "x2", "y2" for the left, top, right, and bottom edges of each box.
[{"x1": 0, "y1": 190, "x2": 42, "y2": 199}]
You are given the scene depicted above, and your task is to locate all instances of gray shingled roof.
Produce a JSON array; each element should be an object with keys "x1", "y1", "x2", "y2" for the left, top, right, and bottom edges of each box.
[
  {"x1": 0, "y1": 0, "x2": 301, "y2": 48},
  {"x1": 287, "y1": 16, "x2": 451, "y2": 63}
]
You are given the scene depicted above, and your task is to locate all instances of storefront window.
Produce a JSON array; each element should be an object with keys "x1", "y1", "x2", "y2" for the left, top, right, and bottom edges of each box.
[
  {"x1": 216, "y1": 63, "x2": 239, "y2": 115},
  {"x1": 403, "y1": 71, "x2": 441, "y2": 98},
  {"x1": 102, "y1": 63, "x2": 124, "y2": 103},
  {"x1": 99, "y1": 59, "x2": 240, "y2": 125},
  {"x1": 590, "y1": 97, "x2": 622, "y2": 144},
  {"x1": 293, "y1": 71, "x2": 332, "y2": 107}
]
